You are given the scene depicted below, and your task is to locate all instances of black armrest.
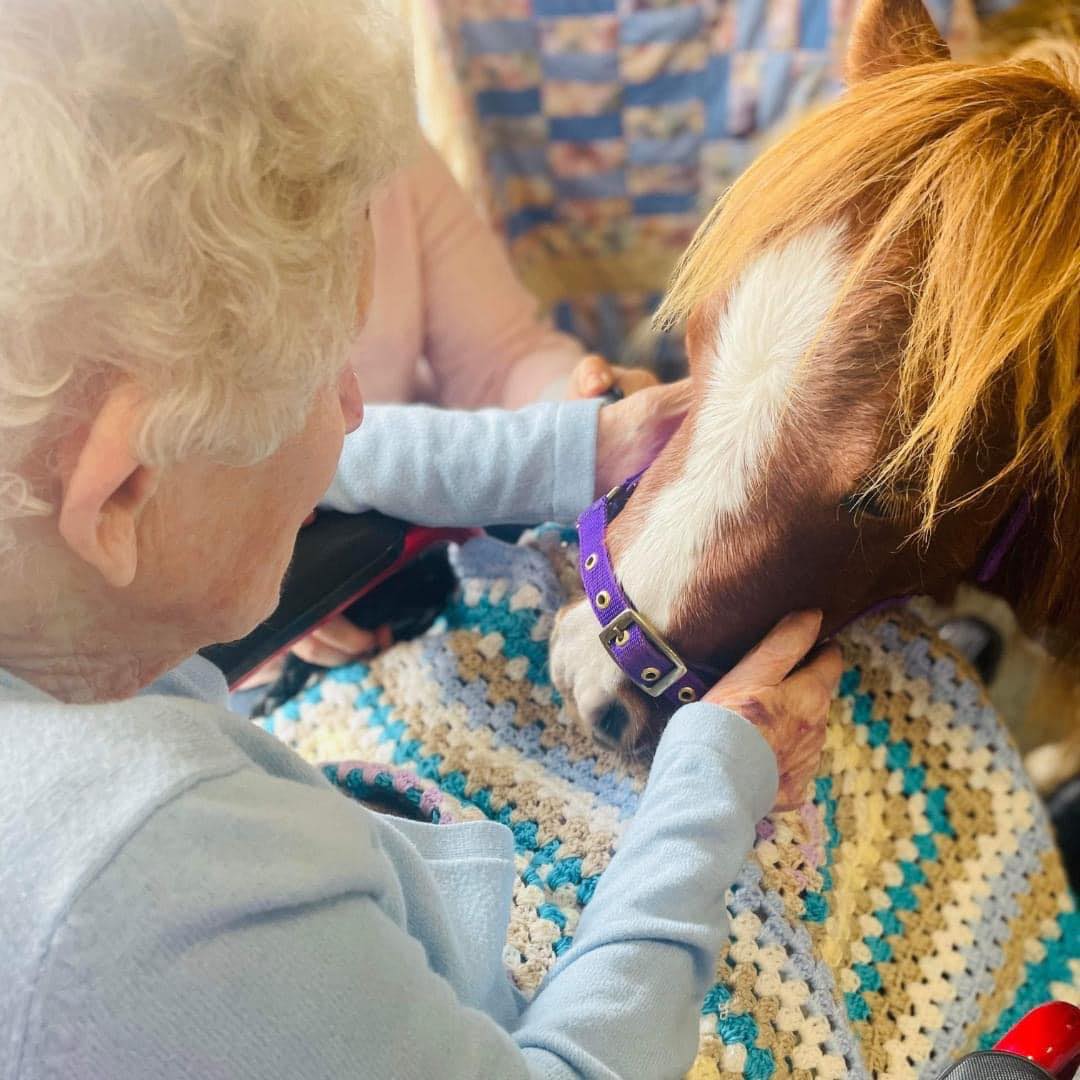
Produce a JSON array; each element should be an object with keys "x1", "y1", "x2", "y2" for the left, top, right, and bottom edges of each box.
[{"x1": 200, "y1": 510, "x2": 409, "y2": 687}]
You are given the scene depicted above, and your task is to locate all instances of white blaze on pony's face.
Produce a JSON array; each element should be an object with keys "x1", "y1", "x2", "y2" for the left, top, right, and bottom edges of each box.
[
  {"x1": 549, "y1": 225, "x2": 852, "y2": 745},
  {"x1": 614, "y1": 224, "x2": 849, "y2": 630}
]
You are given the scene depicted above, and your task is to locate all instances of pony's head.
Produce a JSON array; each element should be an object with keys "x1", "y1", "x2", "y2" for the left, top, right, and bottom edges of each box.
[{"x1": 550, "y1": 0, "x2": 1080, "y2": 751}]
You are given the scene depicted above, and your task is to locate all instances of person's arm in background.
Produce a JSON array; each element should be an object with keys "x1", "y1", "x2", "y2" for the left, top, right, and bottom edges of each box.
[
  {"x1": 408, "y1": 138, "x2": 656, "y2": 407},
  {"x1": 407, "y1": 137, "x2": 581, "y2": 407}
]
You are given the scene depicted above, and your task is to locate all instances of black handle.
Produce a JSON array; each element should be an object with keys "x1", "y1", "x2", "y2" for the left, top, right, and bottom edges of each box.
[{"x1": 200, "y1": 510, "x2": 408, "y2": 686}]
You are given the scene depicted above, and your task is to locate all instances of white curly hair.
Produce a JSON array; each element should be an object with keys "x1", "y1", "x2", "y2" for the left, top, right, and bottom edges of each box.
[{"x1": 0, "y1": 0, "x2": 415, "y2": 546}]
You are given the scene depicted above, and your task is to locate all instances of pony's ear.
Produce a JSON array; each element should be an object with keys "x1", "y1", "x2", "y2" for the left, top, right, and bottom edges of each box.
[{"x1": 847, "y1": 0, "x2": 951, "y2": 83}]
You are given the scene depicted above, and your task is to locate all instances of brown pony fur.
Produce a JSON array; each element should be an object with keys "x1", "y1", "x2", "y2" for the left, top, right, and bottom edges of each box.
[
  {"x1": 979, "y1": 0, "x2": 1080, "y2": 58},
  {"x1": 655, "y1": 8, "x2": 1080, "y2": 660}
]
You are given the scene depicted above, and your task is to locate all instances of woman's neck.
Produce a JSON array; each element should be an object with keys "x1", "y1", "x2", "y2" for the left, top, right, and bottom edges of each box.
[
  {"x1": 0, "y1": 643, "x2": 152, "y2": 703},
  {"x1": 2, "y1": 543, "x2": 183, "y2": 703}
]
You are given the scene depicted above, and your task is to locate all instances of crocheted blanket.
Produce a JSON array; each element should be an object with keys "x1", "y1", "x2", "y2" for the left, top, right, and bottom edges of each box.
[{"x1": 261, "y1": 527, "x2": 1080, "y2": 1079}]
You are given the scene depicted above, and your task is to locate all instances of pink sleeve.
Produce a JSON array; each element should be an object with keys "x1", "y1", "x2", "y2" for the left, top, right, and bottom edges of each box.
[{"x1": 408, "y1": 139, "x2": 586, "y2": 408}]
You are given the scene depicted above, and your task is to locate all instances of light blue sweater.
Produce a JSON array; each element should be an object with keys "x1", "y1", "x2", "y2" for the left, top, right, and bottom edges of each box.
[{"x1": 1, "y1": 402, "x2": 778, "y2": 1080}]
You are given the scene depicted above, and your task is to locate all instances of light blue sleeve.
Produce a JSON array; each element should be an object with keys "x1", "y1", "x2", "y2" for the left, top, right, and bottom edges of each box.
[
  {"x1": 321, "y1": 399, "x2": 603, "y2": 526},
  {"x1": 511, "y1": 704, "x2": 778, "y2": 1078},
  {"x1": 27, "y1": 705, "x2": 776, "y2": 1080}
]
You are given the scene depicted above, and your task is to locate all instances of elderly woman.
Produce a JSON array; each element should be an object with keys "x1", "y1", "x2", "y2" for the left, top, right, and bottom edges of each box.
[{"x1": 0, "y1": 1, "x2": 841, "y2": 1078}]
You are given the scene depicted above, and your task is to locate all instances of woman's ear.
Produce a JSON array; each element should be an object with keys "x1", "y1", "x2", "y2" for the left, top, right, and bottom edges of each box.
[
  {"x1": 847, "y1": 0, "x2": 950, "y2": 84},
  {"x1": 57, "y1": 382, "x2": 159, "y2": 588}
]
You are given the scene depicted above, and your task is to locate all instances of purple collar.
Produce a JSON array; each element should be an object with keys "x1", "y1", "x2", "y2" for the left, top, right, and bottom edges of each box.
[
  {"x1": 577, "y1": 474, "x2": 711, "y2": 707},
  {"x1": 976, "y1": 494, "x2": 1030, "y2": 584}
]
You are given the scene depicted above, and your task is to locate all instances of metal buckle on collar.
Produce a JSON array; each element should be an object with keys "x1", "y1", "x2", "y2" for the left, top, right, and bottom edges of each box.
[
  {"x1": 604, "y1": 484, "x2": 632, "y2": 520},
  {"x1": 598, "y1": 608, "x2": 688, "y2": 698}
]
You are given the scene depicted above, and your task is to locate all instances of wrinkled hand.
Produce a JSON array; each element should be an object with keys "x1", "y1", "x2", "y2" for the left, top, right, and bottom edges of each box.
[
  {"x1": 567, "y1": 354, "x2": 660, "y2": 400},
  {"x1": 595, "y1": 378, "x2": 691, "y2": 496},
  {"x1": 705, "y1": 611, "x2": 843, "y2": 812}
]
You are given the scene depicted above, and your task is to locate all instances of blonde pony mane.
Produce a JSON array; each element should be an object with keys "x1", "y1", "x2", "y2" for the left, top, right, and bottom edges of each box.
[{"x1": 658, "y1": 43, "x2": 1080, "y2": 531}]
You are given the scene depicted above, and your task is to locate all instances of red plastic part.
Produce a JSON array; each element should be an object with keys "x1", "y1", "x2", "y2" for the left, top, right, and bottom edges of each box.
[
  {"x1": 994, "y1": 1002, "x2": 1080, "y2": 1080},
  {"x1": 228, "y1": 525, "x2": 476, "y2": 690}
]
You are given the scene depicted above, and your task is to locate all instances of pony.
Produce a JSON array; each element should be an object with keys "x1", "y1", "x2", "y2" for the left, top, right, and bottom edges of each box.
[{"x1": 550, "y1": 0, "x2": 1080, "y2": 751}]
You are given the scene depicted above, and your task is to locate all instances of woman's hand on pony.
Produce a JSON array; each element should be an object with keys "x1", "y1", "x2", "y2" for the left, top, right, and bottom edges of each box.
[
  {"x1": 567, "y1": 353, "x2": 659, "y2": 399},
  {"x1": 595, "y1": 378, "x2": 692, "y2": 495},
  {"x1": 705, "y1": 611, "x2": 842, "y2": 812}
]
